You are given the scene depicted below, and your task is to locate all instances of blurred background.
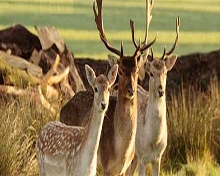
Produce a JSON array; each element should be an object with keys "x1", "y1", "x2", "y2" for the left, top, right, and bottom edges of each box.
[{"x1": 1, "y1": 0, "x2": 219, "y2": 59}]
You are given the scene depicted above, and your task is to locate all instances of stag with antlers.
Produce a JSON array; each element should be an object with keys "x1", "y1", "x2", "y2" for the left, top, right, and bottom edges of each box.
[{"x1": 60, "y1": 0, "x2": 156, "y2": 175}]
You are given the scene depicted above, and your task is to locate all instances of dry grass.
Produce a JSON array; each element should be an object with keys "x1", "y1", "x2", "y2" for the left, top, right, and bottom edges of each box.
[
  {"x1": 0, "y1": 94, "x2": 60, "y2": 175},
  {"x1": 163, "y1": 74, "x2": 220, "y2": 174},
  {"x1": 0, "y1": 75, "x2": 219, "y2": 175}
]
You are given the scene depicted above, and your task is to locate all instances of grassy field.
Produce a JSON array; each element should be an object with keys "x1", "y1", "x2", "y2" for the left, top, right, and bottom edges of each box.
[{"x1": 0, "y1": 0, "x2": 220, "y2": 59}]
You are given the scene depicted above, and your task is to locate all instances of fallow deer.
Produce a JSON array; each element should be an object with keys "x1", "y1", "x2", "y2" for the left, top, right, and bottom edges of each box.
[
  {"x1": 60, "y1": 0, "x2": 156, "y2": 175},
  {"x1": 36, "y1": 64, "x2": 118, "y2": 176},
  {"x1": 125, "y1": 17, "x2": 180, "y2": 176}
]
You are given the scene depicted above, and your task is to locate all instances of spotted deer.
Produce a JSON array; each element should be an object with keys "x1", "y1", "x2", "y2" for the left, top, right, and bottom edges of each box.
[
  {"x1": 36, "y1": 64, "x2": 118, "y2": 176},
  {"x1": 124, "y1": 17, "x2": 180, "y2": 176},
  {"x1": 60, "y1": 0, "x2": 156, "y2": 175}
]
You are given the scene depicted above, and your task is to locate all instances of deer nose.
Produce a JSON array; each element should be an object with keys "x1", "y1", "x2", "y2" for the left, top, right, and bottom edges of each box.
[
  {"x1": 158, "y1": 85, "x2": 164, "y2": 97},
  {"x1": 101, "y1": 102, "x2": 106, "y2": 110},
  {"x1": 127, "y1": 88, "x2": 134, "y2": 97},
  {"x1": 158, "y1": 90, "x2": 164, "y2": 97}
]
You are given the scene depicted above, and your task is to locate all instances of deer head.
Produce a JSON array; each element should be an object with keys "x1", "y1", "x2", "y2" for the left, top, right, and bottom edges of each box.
[
  {"x1": 144, "y1": 17, "x2": 180, "y2": 98},
  {"x1": 85, "y1": 64, "x2": 118, "y2": 110},
  {"x1": 93, "y1": 0, "x2": 156, "y2": 100}
]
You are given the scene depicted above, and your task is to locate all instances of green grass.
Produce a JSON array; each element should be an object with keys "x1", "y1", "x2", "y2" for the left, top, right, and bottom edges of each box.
[{"x1": 0, "y1": 0, "x2": 219, "y2": 59}]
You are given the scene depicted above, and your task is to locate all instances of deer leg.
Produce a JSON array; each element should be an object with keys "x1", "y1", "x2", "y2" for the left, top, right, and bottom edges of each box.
[
  {"x1": 125, "y1": 155, "x2": 138, "y2": 176},
  {"x1": 152, "y1": 159, "x2": 161, "y2": 176},
  {"x1": 137, "y1": 160, "x2": 146, "y2": 176}
]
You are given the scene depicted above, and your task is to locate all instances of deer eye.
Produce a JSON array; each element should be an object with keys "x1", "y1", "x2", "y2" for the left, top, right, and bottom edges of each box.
[
  {"x1": 94, "y1": 87, "x2": 98, "y2": 93},
  {"x1": 150, "y1": 72, "x2": 154, "y2": 77}
]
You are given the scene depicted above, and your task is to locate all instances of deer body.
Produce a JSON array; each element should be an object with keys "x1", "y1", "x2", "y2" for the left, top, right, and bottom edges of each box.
[
  {"x1": 133, "y1": 55, "x2": 178, "y2": 176},
  {"x1": 61, "y1": 55, "x2": 141, "y2": 176},
  {"x1": 101, "y1": 65, "x2": 138, "y2": 175},
  {"x1": 92, "y1": 0, "x2": 156, "y2": 173},
  {"x1": 136, "y1": 83, "x2": 167, "y2": 176},
  {"x1": 59, "y1": 0, "x2": 155, "y2": 174},
  {"x1": 36, "y1": 64, "x2": 118, "y2": 176}
]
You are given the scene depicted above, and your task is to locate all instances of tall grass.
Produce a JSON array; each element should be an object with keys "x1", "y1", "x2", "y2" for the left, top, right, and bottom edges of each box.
[
  {"x1": 0, "y1": 94, "x2": 60, "y2": 175},
  {"x1": 0, "y1": 76, "x2": 219, "y2": 175},
  {"x1": 164, "y1": 74, "x2": 220, "y2": 174}
]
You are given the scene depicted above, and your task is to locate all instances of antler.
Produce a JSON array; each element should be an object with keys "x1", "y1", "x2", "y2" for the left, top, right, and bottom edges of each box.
[
  {"x1": 93, "y1": 0, "x2": 122, "y2": 56},
  {"x1": 161, "y1": 17, "x2": 180, "y2": 60},
  {"x1": 144, "y1": 0, "x2": 154, "y2": 45},
  {"x1": 130, "y1": 0, "x2": 156, "y2": 53}
]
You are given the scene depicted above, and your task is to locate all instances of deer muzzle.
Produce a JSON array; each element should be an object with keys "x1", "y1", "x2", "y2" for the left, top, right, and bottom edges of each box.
[
  {"x1": 101, "y1": 102, "x2": 107, "y2": 110},
  {"x1": 158, "y1": 85, "x2": 164, "y2": 97}
]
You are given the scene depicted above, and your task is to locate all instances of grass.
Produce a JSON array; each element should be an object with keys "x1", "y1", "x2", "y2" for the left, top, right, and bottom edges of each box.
[
  {"x1": 0, "y1": 94, "x2": 60, "y2": 175},
  {"x1": 163, "y1": 74, "x2": 220, "y2": 175},
  {"x1": 0, "y1": 0, "x2": 219, "y2": 59},
  {"x1": 0, "y1": 75, "x2": 219, "y2": 175}
]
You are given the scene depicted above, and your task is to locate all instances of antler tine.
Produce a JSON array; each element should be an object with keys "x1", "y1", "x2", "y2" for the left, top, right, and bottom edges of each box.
[
  {"x1": 140, "y1": 32, "x2": 157, "y2": 52},
  {"x1": 133, "y1": 38, "x2": 142, "y2": 58},
  {"x1": 161, "y1": 46, "x2": 166, "y2": 60},
  {"x1": 150, "y1": 0, "x2": 154, "y2": 12},
  {"x1": 93, "y1": 0, "x2": 121, "y2": 56},
  {"x1": 151, "y1": 47, "x2": 154, "y2": 60},
  {"x1": 130, "y1": 19, "x2": 138, "y2": 49},
  {"x1": 162, "y1": 16, "x2": 180, "y2": 58},
  {"x1": 120, "y1": 40, "x2": 124, "y2": 57},
  {"x1": 144, "y1": 0, "x2": 154, "y2": 45}
]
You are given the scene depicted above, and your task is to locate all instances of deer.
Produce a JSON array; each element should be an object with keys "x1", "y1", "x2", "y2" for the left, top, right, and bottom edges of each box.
[
  {"x1": 36, "y1": 64, "x2": 118, "y2": 176},
  {"x1": 124, "y1": 17, "x2": 180, "y2": 176},
  {"x1": 60, "y1": 0, "x2": 156, "y2": 175}
]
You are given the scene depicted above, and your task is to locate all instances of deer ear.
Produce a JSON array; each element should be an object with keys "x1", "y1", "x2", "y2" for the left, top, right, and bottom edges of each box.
[
  {"x1": 137, "y1": 50, "x2": 149, "y2": 69},
  {"x1": 108, "y1": 54, "x2": 118, "y2": 67},
  {"x1": 144, "y1": 59, "x2": 151, "y2": 74},
  {"x1": 108, "y1": 64, "x2": 118, "y2": 87},
  {"x1": 165, "y1": 55, "x2": 177, "y2": 71},
  {"x1": 85, "y1": 64, "x2": 96, "y2": 87},
  {"x1": 138, "y1": 65, "x2": 146, "y2": 81}
]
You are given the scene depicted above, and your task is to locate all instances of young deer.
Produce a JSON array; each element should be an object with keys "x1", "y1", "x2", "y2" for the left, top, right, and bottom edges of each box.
[
  {"x1": 36, "y1": 64, "x2": 118, "y2": 176},
  {"x1": 126, "y1": 17, "x2": 180, "y2": 176},
  {"x1": 60, "y1": 0, "x2": 156, "y2": 175}
]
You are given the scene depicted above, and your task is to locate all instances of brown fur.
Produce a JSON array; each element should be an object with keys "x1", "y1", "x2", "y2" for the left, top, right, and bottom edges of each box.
[{"x1": 60, "y1": 55, "x2": 141, "y2": 176}]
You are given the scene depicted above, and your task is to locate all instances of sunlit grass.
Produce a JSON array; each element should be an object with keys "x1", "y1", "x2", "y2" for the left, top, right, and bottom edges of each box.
[{"x1": 0, "y1": 95, "x2": 60, "y2": 175}]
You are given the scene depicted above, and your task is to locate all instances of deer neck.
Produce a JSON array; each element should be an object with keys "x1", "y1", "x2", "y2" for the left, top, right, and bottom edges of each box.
[
  {"x1": 79, "y1": 103, "x2": 106, "y2": 171},
  {"x1": 113, "y1": 81, "x2": 137, "y2": 164},
  {"x1": 115, "y1": 81, "x2": 137, "y2": 129},
  {"x1": 146, "y1": 87, "x2": 167, "y2": 145},
  {"x1": 148, "y1": 87, "x2": 166, "y2": 118}
]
